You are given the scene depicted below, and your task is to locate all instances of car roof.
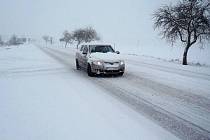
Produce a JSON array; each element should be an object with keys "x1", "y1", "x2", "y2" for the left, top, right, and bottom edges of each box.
[{"x1": 80, "y1": 41, "x2": 113, "y2": 46}]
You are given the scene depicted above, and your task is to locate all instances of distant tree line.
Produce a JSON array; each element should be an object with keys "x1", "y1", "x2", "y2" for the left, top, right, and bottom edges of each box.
[
  {"x1": 59, "y1": 26, "x2": 100, "y2": 48},
  {"x1": 0, "y1": 35, "x2": 28, "y2": 46},
  {"x1": 0, "y1": 35, "x2": 3, "y2": 46},
  {"x1": 42, "y1": 35, "x2": 53, "y2": 45}
]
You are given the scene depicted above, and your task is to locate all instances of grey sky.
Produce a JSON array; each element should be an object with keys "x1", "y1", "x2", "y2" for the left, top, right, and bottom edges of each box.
[
  {"x1": 1, "y1": 0, "x2": 210, "y2": 64},
  {"x1": 0, "y1": 0, "x2": 172, "y2": 45}
]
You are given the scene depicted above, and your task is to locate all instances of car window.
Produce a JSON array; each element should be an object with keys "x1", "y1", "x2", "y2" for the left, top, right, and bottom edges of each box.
[{"x1": 90, "y1": 45, "x2": 114, "y2": 53}]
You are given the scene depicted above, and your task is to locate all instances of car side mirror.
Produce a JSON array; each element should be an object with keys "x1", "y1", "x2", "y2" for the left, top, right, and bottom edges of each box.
[
  {"x1": 116, "y1": 51, "x2": 120, "y2": 54},
  {"x1": 82, "y1": 49, "x2": 88, "y2": 55},
  {"x1": 82, "y1": 51, "x2": 87, "y2": 55}
]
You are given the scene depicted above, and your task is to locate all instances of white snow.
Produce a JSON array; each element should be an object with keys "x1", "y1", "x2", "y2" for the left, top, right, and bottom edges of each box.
[
  {"x1": 90, "y1": 52, "x2": 123, "y2": 62},
  {"x1": 48, "y1": 44, "x2": 210, "y2": 136},
  {"x1": 0, "y1": 44, "x2": 180, "y2": 140}
]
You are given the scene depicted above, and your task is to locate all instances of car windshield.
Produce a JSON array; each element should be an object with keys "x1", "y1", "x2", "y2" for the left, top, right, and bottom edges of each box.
[{"x1": 90, "y1": 45, "x2": 115, "y2": 53}]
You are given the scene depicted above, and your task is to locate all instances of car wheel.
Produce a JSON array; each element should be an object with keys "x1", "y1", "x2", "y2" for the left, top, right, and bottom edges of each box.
[
  {"x1": 118, "y1": 72, "x2": 124, "y2": 76},
  {"x1": 76, "y1": 59, "x2": 80, "y2": 70},
  {"x1": 87, "y1": 64, "x2": 94, "y2": 77}
]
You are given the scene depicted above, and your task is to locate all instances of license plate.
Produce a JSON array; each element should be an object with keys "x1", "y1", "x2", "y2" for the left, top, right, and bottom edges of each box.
[{"x1": 107, "y1": 67, "x2": 118, "y2": 70}]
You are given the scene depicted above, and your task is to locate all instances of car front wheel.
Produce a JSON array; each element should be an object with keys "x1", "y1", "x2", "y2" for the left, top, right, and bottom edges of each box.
[
  {"x1": 118, "y1": 72, "x2": 124, "y2": 76},
  {"x1": 76, "y1": 59, "x2": 80, "y2": 70},
  {"x1": 87, "y1": 64, "x2": 94, "y2": 77}
]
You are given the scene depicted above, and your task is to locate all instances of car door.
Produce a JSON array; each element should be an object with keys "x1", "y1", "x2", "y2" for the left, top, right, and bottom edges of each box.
[
  {"x1": 78, "y1": 45, "x2": 84, "y2": 66},
  {"x1": 81, "y1": 45, "x2": 89, "y2": 69}
]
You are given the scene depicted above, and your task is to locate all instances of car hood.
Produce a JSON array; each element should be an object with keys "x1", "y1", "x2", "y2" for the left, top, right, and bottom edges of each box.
[{"x1": 90, "y1": 52, "x2": 122, "y2": 62}]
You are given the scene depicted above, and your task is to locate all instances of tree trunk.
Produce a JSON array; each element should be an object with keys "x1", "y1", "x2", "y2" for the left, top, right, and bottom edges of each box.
[
  {"x1": 182, "y1": 45, "x2": 190, "y2": 65},
  {"x1": 65, "y1": 42, "x2": 67, "y2": 48},
  {"x1": 76, "y1": 42, "x2": 80, "y2": 49}
]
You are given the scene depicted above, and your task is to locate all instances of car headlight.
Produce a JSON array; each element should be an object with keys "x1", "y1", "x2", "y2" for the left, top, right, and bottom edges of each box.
[
  {"x1": 93, "y1": 61, "x2": 103, "y2": 66},
  {"x1": 120, "y1": 60, "x2": 125, "y2": 65}
]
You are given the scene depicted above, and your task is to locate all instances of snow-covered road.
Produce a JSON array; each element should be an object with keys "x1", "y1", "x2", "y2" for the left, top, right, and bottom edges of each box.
[
  {"x1": 0, "y1": 44, "x2": 210, "y2": 140},
  {"x1": 39, "y1": 46, "x2": 210, "y2": 140}
]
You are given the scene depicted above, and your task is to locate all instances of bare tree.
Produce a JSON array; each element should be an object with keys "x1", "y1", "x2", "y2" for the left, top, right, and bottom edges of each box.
[
  {"x1": 0, "y1": 35, "x2": 3, "y2": 46},
  {"x1": 73, "y1": 28, "x2": 86, "y2": 49},
  {"x1": 9, "y1": 35, "x2": 18, "y2": 45},
  {"x1": 60, "y1": 31, "x2": 73, "y2": 48},
  {"x1": 73, "y1": 27, "x2": 100, "y2": 49},
  {"x1": 50, "y1": 37, "x2": 53, "y2": 45},
  {"x1": 42, "y1": 35, "x2": 50, "y2": 45},
  {"x1": 83, "y1": 27, "x2": 100, "y2": 42},
  {"x1": 153, "y1": 0, "x2": 210, "y2": 65}
]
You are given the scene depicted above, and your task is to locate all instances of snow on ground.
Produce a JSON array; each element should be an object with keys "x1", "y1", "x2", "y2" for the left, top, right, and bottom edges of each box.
[
  {"x1": 46, "y1": 44, "x2": 210, "y2": 139},
  {"x1": 0, "y1": 44, "x2": 179, "y2": 140},
  {"x1": 54, "y1": 44, "x2": 210, "y2": 98},
  {"x1": 123, "y1": 54, "x2": 210, "y2": 99}
]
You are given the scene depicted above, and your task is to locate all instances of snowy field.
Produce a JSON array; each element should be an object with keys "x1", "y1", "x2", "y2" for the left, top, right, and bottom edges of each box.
[{"x1": 0, "y1": 44, "x2": 210, "y2": 140}]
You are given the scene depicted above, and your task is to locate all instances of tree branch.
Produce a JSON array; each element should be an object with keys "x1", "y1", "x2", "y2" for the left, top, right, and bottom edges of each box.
[{"x1": 178, "y1": 29, "x2": 187, "y2": 42}]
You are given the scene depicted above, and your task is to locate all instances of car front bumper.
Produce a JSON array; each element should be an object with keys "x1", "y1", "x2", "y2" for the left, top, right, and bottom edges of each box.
[{"x1": 91, "y1": 63, "x2": 125, "y2": 75}]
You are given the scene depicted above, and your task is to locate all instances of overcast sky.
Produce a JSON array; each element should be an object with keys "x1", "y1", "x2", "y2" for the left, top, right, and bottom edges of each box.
[
  {"x1": 0, "y1": 0, "x2": 172, "y2": 44},
  {"x1": 1, "y1": 0, "x2": 209, "y2": 64}
]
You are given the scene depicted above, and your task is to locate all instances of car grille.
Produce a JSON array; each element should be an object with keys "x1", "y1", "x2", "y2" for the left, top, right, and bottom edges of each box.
[{"x1": 104, "y1": 62, "x2": 119, "y2": 65}]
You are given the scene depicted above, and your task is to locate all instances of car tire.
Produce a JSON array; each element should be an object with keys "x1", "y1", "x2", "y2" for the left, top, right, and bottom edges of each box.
[
  {"x1": 76, "y1": 59, "x2": 80, "y2": 70},
  {"x1": 87, "y1": 64, "x2": 94, "y2": 77},
  {"x1": 118, "y1": 72, "x2": 124, "y2": 76}
]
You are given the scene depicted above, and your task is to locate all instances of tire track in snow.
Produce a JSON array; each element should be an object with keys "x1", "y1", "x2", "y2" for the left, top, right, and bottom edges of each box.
[
  {"x1": 93, "y1": 78, "x2": 210, "y2": 140},
  {"x1": 127, "y1": 59, "x2": 210, "y2": 81},
  {"x1": 125, "y1": 73, "x2": 210, "y2": 112},
  {"x1": 38, "y1": 46, "x2": 210, "y2": 140},
  {"x1": 0, "y1": 68, "x2": 66, "y2": 76},
  {"x1": 45, "y1": 47, "x2": 210, "y2": 112}
]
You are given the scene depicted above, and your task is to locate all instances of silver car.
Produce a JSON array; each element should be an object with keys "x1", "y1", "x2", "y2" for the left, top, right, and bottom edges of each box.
[{"x1": 75, "y1": 43, "x2": 125, "y2": 76}]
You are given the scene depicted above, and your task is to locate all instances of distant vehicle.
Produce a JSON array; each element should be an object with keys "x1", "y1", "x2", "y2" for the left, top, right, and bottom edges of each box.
[{"x1": 75, "y1": 43, "x2": 125, "y2": 76}]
